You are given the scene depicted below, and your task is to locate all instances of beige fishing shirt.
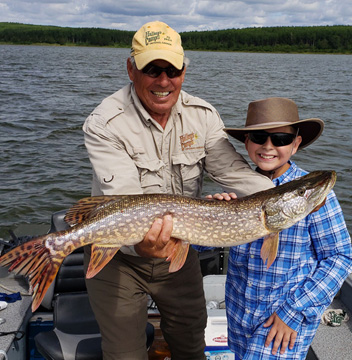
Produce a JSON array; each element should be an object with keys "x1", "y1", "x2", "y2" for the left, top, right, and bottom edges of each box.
[{"x1": 83, "y1": 84, "x2": 273, "y2": 200}]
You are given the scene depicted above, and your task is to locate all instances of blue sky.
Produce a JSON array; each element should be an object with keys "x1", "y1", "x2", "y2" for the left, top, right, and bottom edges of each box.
[{"x1": 1, "y1": 0, "x2": 351, "y2": 32}]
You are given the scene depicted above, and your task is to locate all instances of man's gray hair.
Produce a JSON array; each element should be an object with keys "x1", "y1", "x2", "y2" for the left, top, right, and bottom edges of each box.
[{"x1": 130, "y1": 56, "x2": 137, "y2": 68}]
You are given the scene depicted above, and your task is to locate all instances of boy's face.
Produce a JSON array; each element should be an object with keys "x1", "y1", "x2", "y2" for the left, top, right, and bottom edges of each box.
[{"x1": 245, "y1": 126, "x2": 302, "y2": 179}]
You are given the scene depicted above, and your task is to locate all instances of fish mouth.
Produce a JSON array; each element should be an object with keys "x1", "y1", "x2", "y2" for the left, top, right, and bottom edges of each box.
[
  {"x1": 320, "y1": 170, "x2": 336, "y2": 198},
  {"x1": 307, "y1": 170, "x2": 337, "y2": 207},
  {"x1": 316, "y1": 170, "x2": 336, "y2": 193}
]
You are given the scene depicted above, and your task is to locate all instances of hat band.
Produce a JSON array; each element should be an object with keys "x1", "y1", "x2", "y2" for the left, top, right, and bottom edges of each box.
[{"x1": 245, "y1": 121, "x2": 297, "y2": 129}]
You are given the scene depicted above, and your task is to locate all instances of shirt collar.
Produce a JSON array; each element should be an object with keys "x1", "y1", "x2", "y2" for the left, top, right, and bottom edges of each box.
[
  {"x1": 272, "y1": 160, "x2": 297, "y2": 186},
  {"x1": 130, "y1": 84, "x2": 153, "y2": 127}
]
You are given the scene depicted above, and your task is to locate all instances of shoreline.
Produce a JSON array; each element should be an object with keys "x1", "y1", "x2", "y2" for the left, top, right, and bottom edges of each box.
[{"x1": 1, "y1": 42, "x2": 351, "y2": 55}]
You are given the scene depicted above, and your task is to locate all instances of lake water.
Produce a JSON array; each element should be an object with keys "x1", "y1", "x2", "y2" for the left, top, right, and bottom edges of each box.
[{"x1": 0, "y1": 45, "x2": 351, "y2": 239}]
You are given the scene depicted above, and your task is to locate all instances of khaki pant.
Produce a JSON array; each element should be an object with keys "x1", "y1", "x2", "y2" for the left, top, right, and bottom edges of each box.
[{"x1": 84, "y1": 247, "x2": 207, "y2": 360}]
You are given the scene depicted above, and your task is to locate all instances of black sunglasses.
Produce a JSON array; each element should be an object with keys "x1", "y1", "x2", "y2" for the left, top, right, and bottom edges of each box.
[
  {"x1": 142, "y1": 63, "x2": 184, "y2": 78},
  {"x1": 248, "y1": 130, "x2": 297, "y2": 147}
]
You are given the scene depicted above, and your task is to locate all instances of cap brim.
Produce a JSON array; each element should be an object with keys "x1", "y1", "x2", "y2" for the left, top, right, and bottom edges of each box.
[
  {"x1": 224, "y1": 118, "x2": 324, "y2": 149},
  {"x1": 134, "y1": 50, "x2": 184, "y2": 70}
]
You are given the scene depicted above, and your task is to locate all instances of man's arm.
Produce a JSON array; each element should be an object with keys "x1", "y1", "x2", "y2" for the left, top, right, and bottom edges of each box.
[
  {"x1": 84, "y1": 115, "x2": 176, "y2": 258},
  {"x1": 83, "y1": 117, "x2": 143, "y2": 196}
]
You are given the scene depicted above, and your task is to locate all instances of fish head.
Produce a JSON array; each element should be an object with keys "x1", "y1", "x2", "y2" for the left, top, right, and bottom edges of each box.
[{"x1": 264, "y1": 170, "x2": 336, "y2": 232}]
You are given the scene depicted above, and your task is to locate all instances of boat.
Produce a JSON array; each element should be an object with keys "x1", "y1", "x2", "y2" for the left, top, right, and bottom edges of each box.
[{"x1": 0, "y1": 210, "x2": 351, "y2": 360}]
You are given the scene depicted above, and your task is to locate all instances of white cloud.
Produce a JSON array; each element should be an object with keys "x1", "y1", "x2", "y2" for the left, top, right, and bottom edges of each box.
[{"x1": 0, "y1": 0, "x2": 351, "y2": 31}]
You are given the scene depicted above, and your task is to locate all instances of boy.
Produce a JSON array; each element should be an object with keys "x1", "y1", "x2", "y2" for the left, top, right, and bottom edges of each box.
[{"x1": 222, "y1": 97, "x2": 352, "y2": 359}]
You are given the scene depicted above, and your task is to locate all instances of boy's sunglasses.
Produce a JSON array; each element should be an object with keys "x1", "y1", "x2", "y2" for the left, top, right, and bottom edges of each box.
[
  {"x1": 142, "y1": 63, "x2": 185, "y2": 78},
  {"x1": 248, "y1": 130, "x2": 297, "y2": 147}
]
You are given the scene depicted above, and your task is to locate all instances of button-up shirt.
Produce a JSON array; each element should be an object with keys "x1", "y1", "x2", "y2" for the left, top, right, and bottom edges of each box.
[
  {"x1": 83, "y1": 84, "x2": 273, "y2": 198},
  {"x1": 226, "y1": 161, "x2": 352, "y2": 359}
]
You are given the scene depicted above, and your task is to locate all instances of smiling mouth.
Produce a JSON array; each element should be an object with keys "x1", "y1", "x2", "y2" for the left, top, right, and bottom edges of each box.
[
  {"x1": 152, "y1": 91, "x2": 170, "y2": 97},
  {"x1": 259, "y1": 154, "x2": 275, "y2": 159}
]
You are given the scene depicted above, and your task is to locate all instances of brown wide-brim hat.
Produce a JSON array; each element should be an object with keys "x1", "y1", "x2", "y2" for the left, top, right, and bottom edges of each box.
[{"x1": 224, "y1": 97, "x2": 324, "y2": 149}]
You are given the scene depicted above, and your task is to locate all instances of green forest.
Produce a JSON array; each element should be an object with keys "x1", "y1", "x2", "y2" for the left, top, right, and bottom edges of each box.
[{"x1": 1, "y1": 22, "x2": 351, "y2": 54}]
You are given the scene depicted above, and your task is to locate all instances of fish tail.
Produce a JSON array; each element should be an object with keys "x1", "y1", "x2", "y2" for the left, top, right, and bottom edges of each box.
[{"x1": 0, "y1": 236, "x2": 65, "y2": 312}]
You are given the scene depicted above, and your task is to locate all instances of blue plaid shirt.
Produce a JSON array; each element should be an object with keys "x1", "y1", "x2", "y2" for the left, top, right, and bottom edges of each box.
[{"x1": 226, "y1": 161, "x2": 352, "y2": 359}]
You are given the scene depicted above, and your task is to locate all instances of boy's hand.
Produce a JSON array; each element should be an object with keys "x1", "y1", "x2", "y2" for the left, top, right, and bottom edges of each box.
[
  {"x1": 205, "y1": 192, "x2": 237, "y2": 201},
  {"x1": 263, "y1": 312, "x2": 297, "y2": 355},
  {"x1": 134, "y1": 214, "x2": 177, "y2": 258}
]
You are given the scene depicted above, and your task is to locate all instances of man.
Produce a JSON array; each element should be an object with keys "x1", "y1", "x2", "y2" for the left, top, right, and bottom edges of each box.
[{"x1": 83, "y1": 20, "x2": 273, "y2": 360}]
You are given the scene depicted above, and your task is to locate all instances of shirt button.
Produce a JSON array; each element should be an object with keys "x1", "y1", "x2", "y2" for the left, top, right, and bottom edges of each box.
[
  {"x1": 250, "y1": 254, "x2": 254, "y2": 259},
  {"x1": 248, "y1": 281, "x2": 252, "y2": 287},
  {"x1": 245, "y1": 309, "x2": 250, "y2": 314},
  {"x1": 246, "y1": 334, "x2": 251, "y2": 338}
]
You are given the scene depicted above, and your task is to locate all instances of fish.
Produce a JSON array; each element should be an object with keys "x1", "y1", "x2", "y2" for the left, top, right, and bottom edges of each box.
[{"x1": 0, "y1": 170, "x2": 336, "y2": 312}]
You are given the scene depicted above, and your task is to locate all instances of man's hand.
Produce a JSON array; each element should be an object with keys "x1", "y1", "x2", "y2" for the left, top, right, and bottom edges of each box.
[
  {"x1": 134, "y1": 214, "x2": 177, "y2": 258},
  {"x1": 263, "y1": 312, "x2": 297, "y2": 355},
  {"x1": 205, "y1": 192, "x2": 237, "y2": 201}
]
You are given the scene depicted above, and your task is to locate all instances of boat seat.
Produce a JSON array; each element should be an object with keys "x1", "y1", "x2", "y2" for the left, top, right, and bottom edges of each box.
[
  {"x1": 35, "y1": 292, "x2": 102, "y2": 360},
  {"x1": 35, "y1": 291, "x2": 154, "y2": 360},
  {"x1": 198, "y1": 247, "x2": 225, "y2": 276}
]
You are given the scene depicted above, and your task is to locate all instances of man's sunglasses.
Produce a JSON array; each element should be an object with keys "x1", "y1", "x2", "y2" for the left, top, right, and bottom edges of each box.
[
  {"x1": 142, "y1": 63, "x2": 185, "y2": 78},
  {"x1": 248, "y1": 130, "x2": 297, "y2": 147}
]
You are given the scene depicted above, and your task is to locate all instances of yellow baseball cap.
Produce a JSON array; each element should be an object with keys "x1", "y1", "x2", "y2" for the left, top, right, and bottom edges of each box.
[{"x1": 131, "y1": 21, "x2": 184, "y2": 70}]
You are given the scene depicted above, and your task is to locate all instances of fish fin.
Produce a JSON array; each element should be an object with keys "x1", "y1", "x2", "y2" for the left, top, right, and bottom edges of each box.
[
  {"x1": 64, "y1": 195, "x2": 127, "y2": 226},
  {"x1": 0, "y1": 237, "x2": 65, "y2": 312},
  {"x1": 260, "y1": 233, "x2": 279, "y2": 269},
  {"x1": 167, "y1": 240, "x2": 190, "y2": 273},
  {"x1": 86, "y1": 244, "x2": 120, "y2": 279}
]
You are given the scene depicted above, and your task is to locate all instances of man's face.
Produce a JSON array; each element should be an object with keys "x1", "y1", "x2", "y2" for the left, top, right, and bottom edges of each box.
[{"x1": 127, "y1": 58, "x2": 185, "y2": 121}]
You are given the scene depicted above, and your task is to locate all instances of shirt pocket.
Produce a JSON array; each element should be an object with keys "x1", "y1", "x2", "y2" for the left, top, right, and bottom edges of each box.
[
  {"x1": 172, "y1": 150, "x2": 206, "y2": 196},
  {"x1": 133, "y1": 156, "x2": 165, "y2": 192}
]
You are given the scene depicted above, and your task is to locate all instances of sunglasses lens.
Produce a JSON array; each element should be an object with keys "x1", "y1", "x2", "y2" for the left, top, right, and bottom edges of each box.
[
  {"x1": 142, "y1": 64, "x2": 184, "y2": 78},
  {"x1": 166, "y1": 67, "x2": 183, "y2": 78},
  {"x1": 141, "y1": 64, "x2": 160, "y2": 77},
  {"x1": 249, "y1": 132, "x2": 295, "y2": 147},
  {"x1": 271, "y1": 133, "x2": 296, "y2": 146},
  {"x1": 248, "y1": 132, "x2": 268, "y2": 145}
]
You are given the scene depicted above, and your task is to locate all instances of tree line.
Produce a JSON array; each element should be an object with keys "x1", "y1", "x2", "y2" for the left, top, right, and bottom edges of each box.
[
  {"x1": 0, "y1": 23, "x2": 134, "y2": 47},
  {"x1": 0, "y1": 22, "x2": 351, "y2": 54}
]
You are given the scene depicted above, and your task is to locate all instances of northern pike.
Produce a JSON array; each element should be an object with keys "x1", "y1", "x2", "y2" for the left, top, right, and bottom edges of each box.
[{"x1": 0, "y1": 170, "x2": 336, "y2": 312}]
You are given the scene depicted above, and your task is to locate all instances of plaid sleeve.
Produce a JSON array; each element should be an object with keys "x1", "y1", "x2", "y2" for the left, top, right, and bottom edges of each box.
[{"x1": 277, "y1": 190, "x2": 352, "y2": 331}]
